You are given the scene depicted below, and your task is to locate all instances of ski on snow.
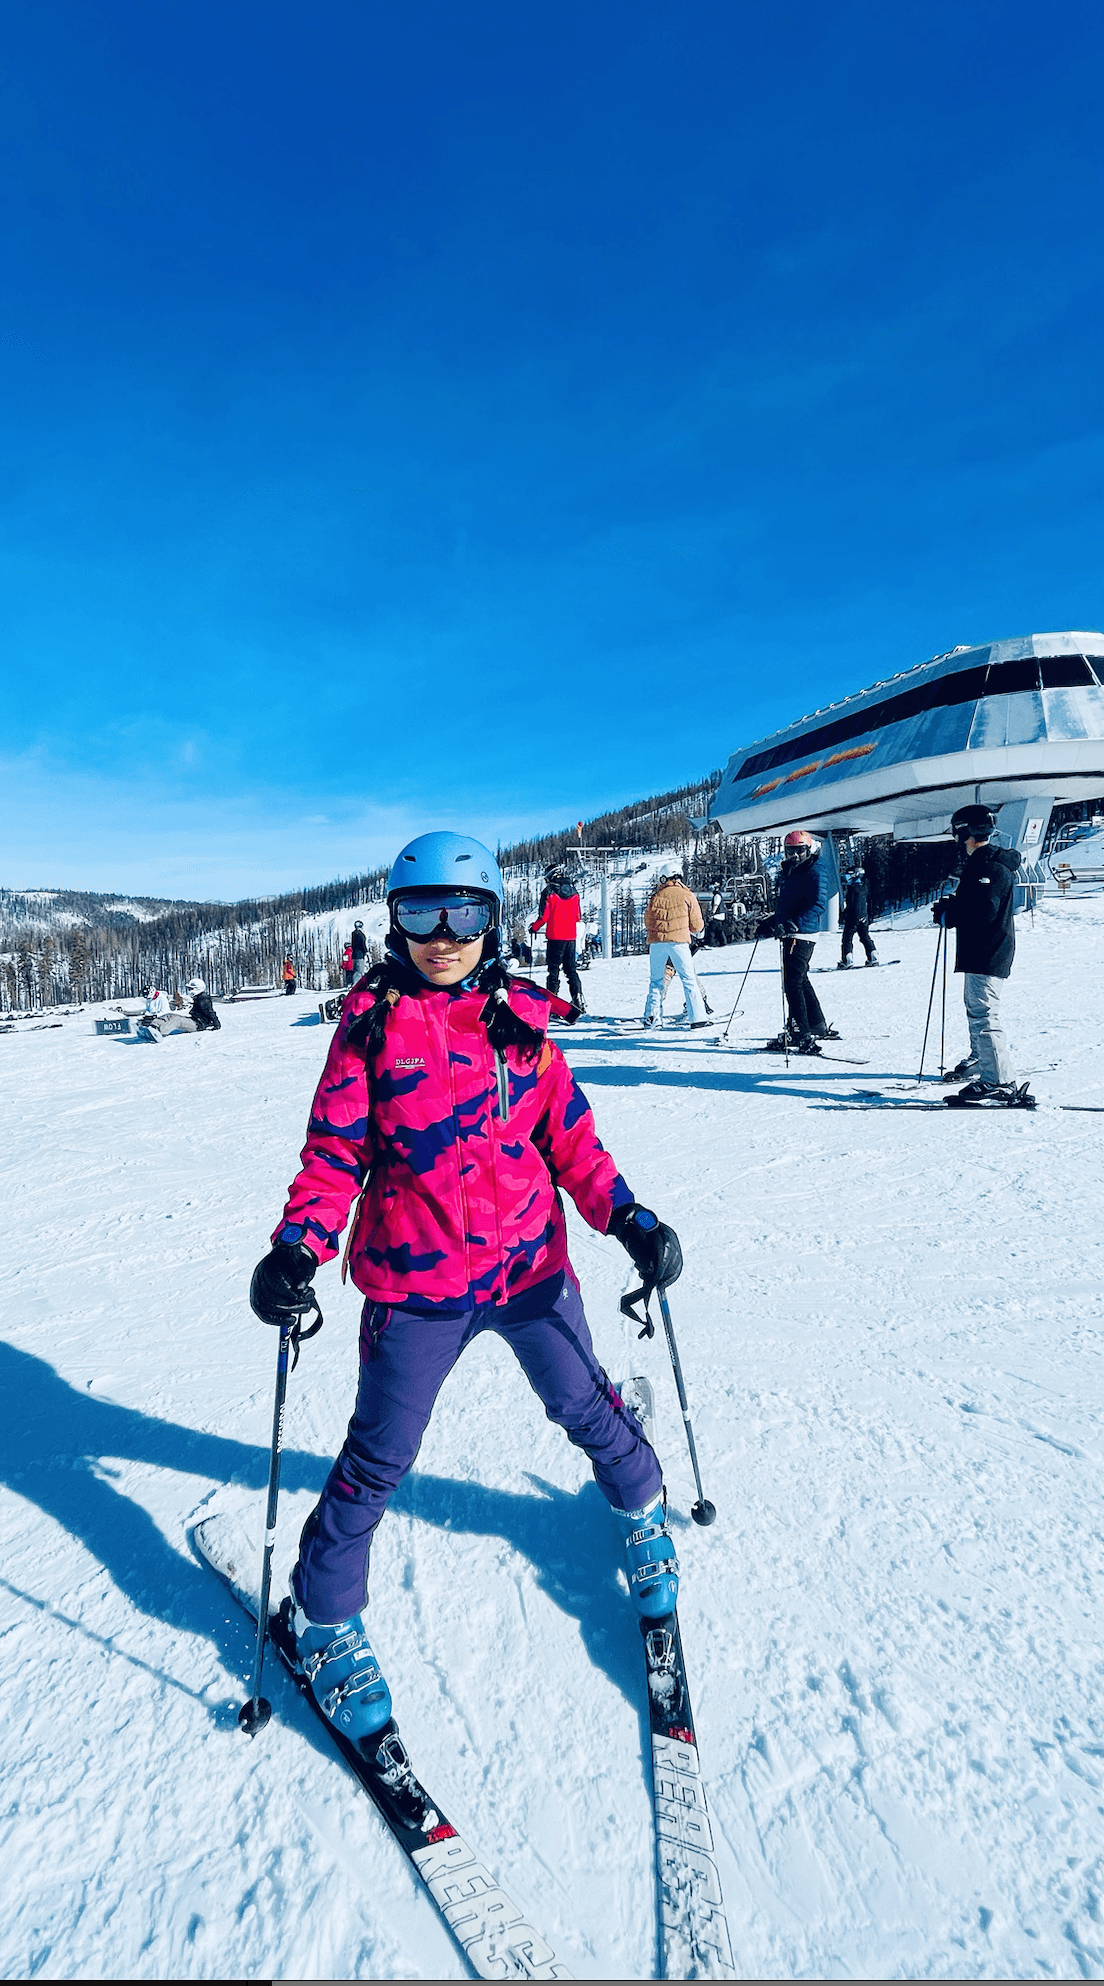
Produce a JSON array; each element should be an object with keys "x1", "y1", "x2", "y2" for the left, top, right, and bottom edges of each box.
[
  {"x1": 812, "y1": 958, "x2": 901, "y2": 973},
  {"x1": 193, "y1": 1514, "x2": 573, "y2": 1982},
  {"x1": 643, "y1": 1612, "x2": 736, "y2": 1980},
  {"x1": 758, "y1": 1042, "x2": 870, "y2": 1065},
  {"x1": 613, "y1": 1377, "x2": 735, "y2": 1978}
]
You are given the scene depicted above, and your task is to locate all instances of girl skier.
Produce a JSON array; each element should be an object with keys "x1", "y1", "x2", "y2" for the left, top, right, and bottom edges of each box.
[{"x1": 249, "y1": 832, "x2": 683, "y2": 1748}]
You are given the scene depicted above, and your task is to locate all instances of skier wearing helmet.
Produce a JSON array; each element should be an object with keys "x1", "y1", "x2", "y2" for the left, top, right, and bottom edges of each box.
[
  {"x1": 756, "y1": 830, "x2": 839, "y2": 1053},
  {"x1": 932, "y1": 804, "x2": 1027, "y2": 1104},
  {"x1": 248, "y1": 830, "x2": 683, "y2": 1749},
  {"x1": 186, "y1": 977, "x2": 221, "y2": 1031}
]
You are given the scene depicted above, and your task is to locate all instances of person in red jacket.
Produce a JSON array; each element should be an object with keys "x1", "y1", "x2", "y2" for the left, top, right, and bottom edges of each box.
[{"x1": 530, "y1": 866, "x2": 585, "y2": 1011}]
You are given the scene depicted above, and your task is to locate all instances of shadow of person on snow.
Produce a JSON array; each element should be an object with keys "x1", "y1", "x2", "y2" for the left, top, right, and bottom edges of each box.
[
  {"x1": 574, "y1": 1058, "x2": 882, "y2": 1104},
  {"x1": 0, "y1": 1337, "x2": 329, "y2": 1710},
  {"x1": 386, "y1": 1467, "x2": 670, "y2": 1757},
  {"x1": 0, "y1": 1340, "x2": 654, "y2": 1744}
]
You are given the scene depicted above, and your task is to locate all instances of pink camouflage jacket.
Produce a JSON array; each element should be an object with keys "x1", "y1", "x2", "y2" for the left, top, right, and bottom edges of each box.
[{"x1": 273, "y1": 973, "x2": 634, "y2": 1308}]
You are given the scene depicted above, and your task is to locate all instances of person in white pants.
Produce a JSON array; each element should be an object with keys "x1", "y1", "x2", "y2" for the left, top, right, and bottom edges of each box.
[{"x1": 641, "y1": 872, "x2": 709, "y2": 1028}]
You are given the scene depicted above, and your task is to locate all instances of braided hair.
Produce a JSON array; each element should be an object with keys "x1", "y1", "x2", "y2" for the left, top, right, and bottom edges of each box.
[{"x1": 345, "y1": 957, "x2": 545, "y2": 1066}]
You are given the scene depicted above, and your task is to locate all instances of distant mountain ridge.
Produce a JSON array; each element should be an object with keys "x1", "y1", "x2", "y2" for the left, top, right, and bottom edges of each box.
[
  {"x1": 0, "y1": 887, "x2": 198, "y2": 932},
  {"x1": 0, "y1": 772, "x2": 722, "y2": 1006}
]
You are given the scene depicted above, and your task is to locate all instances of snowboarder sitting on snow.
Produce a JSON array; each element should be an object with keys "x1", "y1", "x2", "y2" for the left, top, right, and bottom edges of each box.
[
  {"x1": 187, "y1": 977, "x2": 220, "y2": 1030},
  {"x1": 932, "y1": 804, "x2": 1022, "y2": 1103},
  {"x1": 756, "y1": 830, "x2": 839, "y2": 1052},
  {"x1": 248, "y1": 831, "x2": 683, "y2": 1749},
  {"x1": 141, "y1": 977, "x2": 221, "y2": 1037}
]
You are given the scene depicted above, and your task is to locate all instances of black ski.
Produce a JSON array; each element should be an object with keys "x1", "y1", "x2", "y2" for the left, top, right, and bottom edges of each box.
[
  {"x1": 643, "y1": 1613, "x2": 735, "y2": 1979},
  {"x1": 759, "y1": 1041, "x2": 870, "y2": 1065},
  {"x1": 194, "y1": 1515, "x2": 572, "y2": 1981},
  {"x1": 813, "y1": 958, "x2": 901, "y2": 973},
  {"x1": 945, "y1": 1083, "x2": 1036, "y2": 1110}
]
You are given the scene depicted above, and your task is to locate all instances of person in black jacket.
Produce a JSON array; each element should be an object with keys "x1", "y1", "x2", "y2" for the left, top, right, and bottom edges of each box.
[
  {"x1": 838, "y1": 867, "x2": 878, "y2": 967},
  {"x1": 932, "y1": 804, "x2": 1021, "y2": 1101},
  {"x1": 186, "y1": 977, "x2": 221, "y2": 1030},
  {"x1": 756, "y1": 831, "x2": 838, "y2": 1050},
  {"x1": 350, "y1": 920, "x2": 369, "y2": 969}
]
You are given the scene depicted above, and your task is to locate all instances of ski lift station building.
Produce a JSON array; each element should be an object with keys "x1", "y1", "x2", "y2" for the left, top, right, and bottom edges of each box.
[{"x1": 706, "y1": 632, "x2": 1104, "y2": 861}]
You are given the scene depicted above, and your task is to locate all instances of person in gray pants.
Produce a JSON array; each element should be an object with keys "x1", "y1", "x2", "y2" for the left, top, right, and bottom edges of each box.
[{"x1": 932, "y1": 804, "x2": 1022, "y2": 1102}]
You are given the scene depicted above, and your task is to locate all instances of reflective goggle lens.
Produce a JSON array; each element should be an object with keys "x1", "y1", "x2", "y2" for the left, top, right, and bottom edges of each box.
[{"x1": 392, "y1": 894, "x2": 494, "y2": 941}]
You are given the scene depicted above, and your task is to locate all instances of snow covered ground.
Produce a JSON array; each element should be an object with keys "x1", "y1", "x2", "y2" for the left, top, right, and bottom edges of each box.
[{"x1": 3, "y1": 897, "x2": 1104, "y2": 1980}]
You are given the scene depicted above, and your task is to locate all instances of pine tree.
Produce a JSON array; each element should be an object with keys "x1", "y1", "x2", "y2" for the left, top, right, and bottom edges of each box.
[
  {"x1": 39, "y1": 937, "x2": 56, "y2": 1008},
  {"x1": 17, "y1": 938, "x2": 37, "y2": 1010},
  {"x1": 69, "y1": 929, "x2": 92, "y2": 1000}
]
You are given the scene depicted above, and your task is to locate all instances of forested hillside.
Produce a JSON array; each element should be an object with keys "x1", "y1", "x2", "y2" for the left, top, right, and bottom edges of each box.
[{"x1": 3, "y1": 782, "x2": 1090, "y2": 1010}]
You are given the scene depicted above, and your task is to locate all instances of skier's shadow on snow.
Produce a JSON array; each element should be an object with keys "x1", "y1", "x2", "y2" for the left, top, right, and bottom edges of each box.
[
  {"x1": 0, "y1": 1339, "x2": 328, "y2": 1714},
  {"x1": 575, "y1": 1060, "x2": 879, "y2": 1103},
  {"x1": 0, "y1": 1340, "x2": 657, "y2": 1748},
  {"x1": 389, "y1": 1467, "x2": 663, "y2": 1737}
]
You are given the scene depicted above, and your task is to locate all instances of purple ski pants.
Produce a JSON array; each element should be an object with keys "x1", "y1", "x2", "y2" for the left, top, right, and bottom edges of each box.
[{"x1": 295, "y1": 1272, "x2": 662, "y2": 1624}]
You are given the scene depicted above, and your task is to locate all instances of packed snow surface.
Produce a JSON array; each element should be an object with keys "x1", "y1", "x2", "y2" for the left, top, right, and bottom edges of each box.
[{"x1": 3, "y1": 898, "x2": 1104, "y2": 1980}]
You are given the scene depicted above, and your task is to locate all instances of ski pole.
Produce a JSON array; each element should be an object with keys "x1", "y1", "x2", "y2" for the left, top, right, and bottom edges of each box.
[
  {"x1": 238, "y1": 1297, "x2": 321, "y2": 1736},
  {"x1": 917, "y1": 919, "x2": 945, "y2": 1083},
  {"x1": 620, "y1": 1283, "x2": 716, "y2": 1525},
  {"x1": 721, "y1": 935, "x2": 759, "y2": 1040},
  {"x1": 940, "y1": 917, "x2": 948, "y2": 1077},
  {"x1": 657, "y1": 1288, "x2": 716, "y2": 1527},
  {"x1": 780, "y1": 940, "x2": 790, "y2": 1066}
]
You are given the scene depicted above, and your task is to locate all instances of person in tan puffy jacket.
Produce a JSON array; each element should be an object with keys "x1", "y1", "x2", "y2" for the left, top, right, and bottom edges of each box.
[{"x1": 642, "y1": 873, "x2": 708, "y2": 1027}]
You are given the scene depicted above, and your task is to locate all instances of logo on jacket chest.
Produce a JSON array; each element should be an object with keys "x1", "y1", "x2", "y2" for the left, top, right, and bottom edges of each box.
[{"x1": 394, "y1": 1056, "x2": 426, "y2": 1069}]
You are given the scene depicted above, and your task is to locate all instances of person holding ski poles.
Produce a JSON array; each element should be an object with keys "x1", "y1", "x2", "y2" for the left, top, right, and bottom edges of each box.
[
  {"x1": 248, "y1": 832, "x2": 683, "y2": 1748},
  {"x1": 756, "y1": 829, "x2": 839, "y2": 1053},
  {"x1": 932, "y1": 803, "x2": 1025, "y2": 1104}
]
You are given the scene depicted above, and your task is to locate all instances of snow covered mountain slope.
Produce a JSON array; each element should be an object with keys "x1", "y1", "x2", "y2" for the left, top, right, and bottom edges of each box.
[{"x1": 2, "y1": 897, "x2": 1103, "y2": 1979}]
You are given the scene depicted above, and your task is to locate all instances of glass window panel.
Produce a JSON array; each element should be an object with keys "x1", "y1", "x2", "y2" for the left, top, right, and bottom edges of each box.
[
  {"x1": 1039, "y1": 655, "x2": 1095, "y2": 689},
  {"x1": 984, "y1": 657, "x2": 1040, "y2": 695}
]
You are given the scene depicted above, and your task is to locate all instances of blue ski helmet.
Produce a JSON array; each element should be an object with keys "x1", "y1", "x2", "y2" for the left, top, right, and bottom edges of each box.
[{"x1": 386, "y1": 832, "x2": 504, "y2": 912}]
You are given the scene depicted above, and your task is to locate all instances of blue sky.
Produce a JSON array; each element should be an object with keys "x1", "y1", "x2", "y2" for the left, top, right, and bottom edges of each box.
[{"x1": 2, "y1": 0, "x2": 1102, "y2": 896}]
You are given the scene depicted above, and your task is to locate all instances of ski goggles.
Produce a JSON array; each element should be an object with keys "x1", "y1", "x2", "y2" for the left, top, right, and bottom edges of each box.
[{"x1": 391, "y1": 893, "x2": 496, "y2": 942}]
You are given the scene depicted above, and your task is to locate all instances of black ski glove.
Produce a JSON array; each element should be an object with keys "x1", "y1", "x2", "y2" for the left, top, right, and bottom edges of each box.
[
  {"x1": 250, "y1": 1242, "x2": 319, "y2": 1326},
  {"x1": 608, "y1": 1202, "x2": 683, "y2": 1293},
  {"x1": 756, "y1": 916, "x2": 778, "y2": 939},
  {"x1": 932, "y1": 897, "x2": 955, "y2": 926}
]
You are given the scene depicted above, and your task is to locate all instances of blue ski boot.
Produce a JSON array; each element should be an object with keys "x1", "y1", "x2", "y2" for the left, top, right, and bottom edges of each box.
[
  {"x1": 290, "y1": 1585, "x2": 392, "y2": 1743},
  {"x1": 615, "y1": 1494, "x2": 679, "y2": 1619}
]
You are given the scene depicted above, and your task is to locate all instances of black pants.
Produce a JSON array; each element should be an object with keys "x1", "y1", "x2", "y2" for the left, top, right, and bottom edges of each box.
[
  {"x1": 704, "y1": 920, "x2": 727, "y2": 947},
  {"x1": 546, "y1": 938, "x2": 584, "y2": 1006},
  {"x1": 840, "y1": 916, "x2": 875, "y2": 962},
  {"x1": 783, "y1": 939, "x2": 825, "y2": 1038}
]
